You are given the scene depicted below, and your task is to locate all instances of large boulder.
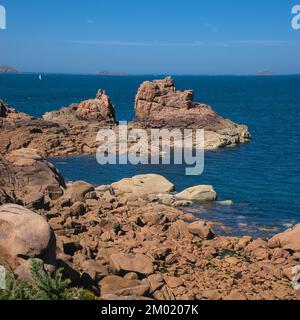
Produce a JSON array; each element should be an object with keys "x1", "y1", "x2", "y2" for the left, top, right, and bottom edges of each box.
[
  {"x1": 175, "y1": 185, "x2": 217, "y2": 202},
  {"x1": 111, "y1": 174, "x2": 175, "y2": 197},
  {"x1": 269, "y1": 224, "x2": 300, "y2": 251},
  {"x1": 0, "y1": 149, "x2": 66, "y2": 208},
  {"x1": 0, "y1": 204, "x2": 56, "y2": 271}
]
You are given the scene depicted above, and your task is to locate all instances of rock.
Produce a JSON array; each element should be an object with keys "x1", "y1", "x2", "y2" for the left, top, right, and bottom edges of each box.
[
  {"x1": 148, "y1": 274, "x2": 164, "y2": 293},
  {"x1": 0, "y1": 149, "x2": 66, "y2": 207},
  {"x1": 245, "y1": 239, "x2": 268, "y2": 252},
  {"x1": 202, "y1": 289, "x2": 221, "y2": 300},
  {"x1": 81, "y1": 260, "x2": 109, "y2": 282},
  {"x1": 109, "y1": 253, "x2": 154, "y2": 276},
  {"x1": 187, "y1": 221, "x2": 215, "y2": 239},
  {"x1": 71, "y1": 201, "x2": 87, "y2": 216},
  {"x1": 0, "y1": 204, "x2": 56, "y2": 271},
  {"x1": 0, "y1": 91, "x2": 116, "y2": 158},
  {"x1": 43, "y1": 90, "x2": 115, "y2": 124},
  {"x1": 224, "y1": 290, "x2": 247, "y2": 300},
  {"x1": 251, "y1": 248, "x2": 270, "y2": 261},
  {"x1": 217, "y1": 200, "x2": 233, "y2": 206},
  {"x1": 166, "y1": 276, "x2": 184, "y2": 289},
  {"x1": 134, "y1": 77, "x2": 251, "y2": 148},
  {"x1": 167, "y1": 220, "x2": 191, "y2": 240},
  {"x1": 268, "y1": 224, "x2": 300, "y2": 251},
  {"x1": 112, "y1": 174, "x2": 175, "y2": 197},
  {"x1": 100, "y1": 275, "x2": 149, "y2": 297},
  {"x1": 124, "y1": 272, "x2": 139, "y2": 280},
  {"x1": 64, "y1": 181, "x2": 94, "y2": 202},
  {"x1": 176, "y1": 185, "x2": 217, "y2": 202}
]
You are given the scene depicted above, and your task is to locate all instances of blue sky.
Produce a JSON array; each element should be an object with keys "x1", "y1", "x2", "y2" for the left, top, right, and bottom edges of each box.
[{"x1": 0, "y1": 0, "x2": 300, "y2": 74}]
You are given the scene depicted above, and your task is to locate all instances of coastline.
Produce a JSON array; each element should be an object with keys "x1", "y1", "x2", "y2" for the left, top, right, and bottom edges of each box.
[{"x1": 1, "y1": 77, "x2": 300, "y2": 301}]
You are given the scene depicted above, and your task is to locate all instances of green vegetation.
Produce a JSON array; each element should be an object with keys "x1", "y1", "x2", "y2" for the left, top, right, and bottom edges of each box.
[{"x1": 0, "y1": 260, "x2": 98, "y2": 300}]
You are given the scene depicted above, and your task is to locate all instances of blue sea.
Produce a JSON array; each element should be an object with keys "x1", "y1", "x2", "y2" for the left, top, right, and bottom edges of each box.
[{"x1": 1, "y1": 74, "x2": 300, "y2": 237}]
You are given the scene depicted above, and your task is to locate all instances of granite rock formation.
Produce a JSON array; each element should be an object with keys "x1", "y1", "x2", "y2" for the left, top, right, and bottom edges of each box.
[{"x1": 134, "y1": 77, "x2": 251, "y2": 149}]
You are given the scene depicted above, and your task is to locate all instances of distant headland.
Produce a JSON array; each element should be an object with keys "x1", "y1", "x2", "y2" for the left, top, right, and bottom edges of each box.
[
  {"x1": 97, "y1": 71, "x2": 126, "y2": 76},
  {"x1": 257, "y1": 70, "x2": 273, "y2": 76},
  {"x1": 0, "y1": 65, "x2": 19, "y2": 74}
]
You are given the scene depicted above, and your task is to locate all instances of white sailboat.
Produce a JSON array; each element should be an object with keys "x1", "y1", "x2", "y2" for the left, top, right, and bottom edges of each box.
[{"x1": 38, "y1": 74, "x2": 42, "y2": 81}]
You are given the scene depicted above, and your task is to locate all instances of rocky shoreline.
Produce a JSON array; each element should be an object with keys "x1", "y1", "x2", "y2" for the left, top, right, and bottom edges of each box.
[
  {"x1": 0, "y1": 77, "x2": 251, "y2": 157},
  {"x1": 1, "y1": 148, "x2": 300, "y2": 300},
  {"x1": 1, "y1": 77, "x2": 299, "y2": 300}
]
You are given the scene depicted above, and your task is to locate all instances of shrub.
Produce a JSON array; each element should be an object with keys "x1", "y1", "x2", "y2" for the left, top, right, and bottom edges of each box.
[{"x1": 0, "y1": 259, "x2": 98, "y2": 300}]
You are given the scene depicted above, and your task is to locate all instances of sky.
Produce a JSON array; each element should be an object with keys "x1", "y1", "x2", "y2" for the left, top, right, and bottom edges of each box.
[{"x1": 0, "y1": 0, "x2": 300, "y2": 74}]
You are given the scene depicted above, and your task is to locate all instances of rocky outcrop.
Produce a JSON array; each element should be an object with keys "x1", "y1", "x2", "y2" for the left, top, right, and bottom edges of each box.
[
  {"x1": 0, "y1": 91, "x2": 116, "y2": 157},
  {"x1": 134, "y1": 77, "x2": 251, "y2": 149},
  {"x1": 1, "y1": 78, "x2": 251, "y2": 157},
  {"x1": 0, "y1": 204, "x2": 56, "y2": 272},
  {"x1": 0, "y1": 148, "x2": 65, "y2": 208},
  {"x1": 0, "y1": 100, "x2": 77, "y2": 156},
  {"x1": 43, "y1": 90, "x2": 115, "y2": 125}
]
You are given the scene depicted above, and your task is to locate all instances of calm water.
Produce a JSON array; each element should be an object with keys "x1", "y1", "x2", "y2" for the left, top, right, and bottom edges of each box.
[{"x1": 1, "y1": 74, "x2": 300, "y2": 237}]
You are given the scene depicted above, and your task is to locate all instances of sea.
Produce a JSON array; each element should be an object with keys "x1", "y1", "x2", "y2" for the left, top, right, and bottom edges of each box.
[{"x1": 1, "y1": 74, "x2": 300, "y2": 237}]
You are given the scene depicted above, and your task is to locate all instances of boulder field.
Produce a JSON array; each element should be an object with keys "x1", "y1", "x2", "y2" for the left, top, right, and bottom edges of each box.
[
  {"x1": 0, "y1": 149, "x2": 300, "y2": 300},
  {"x1": 0, "y1": 77, "x2": 251, "y2": 157}
]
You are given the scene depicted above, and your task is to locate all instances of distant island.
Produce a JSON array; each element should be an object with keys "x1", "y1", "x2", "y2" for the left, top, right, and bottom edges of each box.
[
  {"x1": 257, "y1": 70, "x2": 273, "y2": 76},
  {"x1": 0, "y1": 65, "x2": 19, "y2": 74},
  {"x1": 97, "y1": 71, "x2": 126, "y2": 76}
]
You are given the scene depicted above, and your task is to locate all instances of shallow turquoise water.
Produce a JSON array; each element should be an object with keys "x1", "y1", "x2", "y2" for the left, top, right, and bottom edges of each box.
[{"x1": 1, "y1": 74, "x2": 300, "y2": 237}]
